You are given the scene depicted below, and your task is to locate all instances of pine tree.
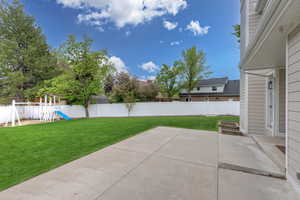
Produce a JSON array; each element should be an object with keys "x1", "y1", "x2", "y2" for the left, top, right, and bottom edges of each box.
[{"x1": 0, "y1": 0, "x2": 60, "y2": 103}]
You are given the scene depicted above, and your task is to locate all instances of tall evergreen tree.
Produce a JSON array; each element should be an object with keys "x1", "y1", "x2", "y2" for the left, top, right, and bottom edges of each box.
[{"x1": 0, "y1": 0, "x2": 60, "y2": 103}]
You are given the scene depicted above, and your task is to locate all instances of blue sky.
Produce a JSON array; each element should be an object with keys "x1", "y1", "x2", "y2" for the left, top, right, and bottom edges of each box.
[{"x1": 21, "y1": 0, "x2": 240, "y2": 80}]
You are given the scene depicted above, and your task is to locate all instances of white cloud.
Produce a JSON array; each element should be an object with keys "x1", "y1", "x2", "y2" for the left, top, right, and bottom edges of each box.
[
  {"x1": 140, "y1": 61, "x2": 159, "y2": 73},
  {"x1": 57, "y1": 0, "x2": 187, "y2": 30},
  {"x1": 140, "y1": 75, "x2": 156, "y2": 81},
  {"x1": 109, "y1": 56, "x2": 128, "y2": 73},
  {"x1": 186, "y1": 20, "x2": 210, "y2": 36},
  {"x1": 170, "y1": 40, "x2": 182, "y2": 46},
  {"x1": 147, "y1": 75, "x2": 156, "y2": 80},
  {"x1": 159, "y1": 40, "x2": 164, "y2": 44},
  {"x1": 163, "y1": 20, "x2": 178, "y2": 30}
]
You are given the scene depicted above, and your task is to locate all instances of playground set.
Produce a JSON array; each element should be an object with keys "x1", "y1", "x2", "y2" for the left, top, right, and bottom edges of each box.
[{"x1": 4, "y1": 95, "x2": 72, "y2": 127}]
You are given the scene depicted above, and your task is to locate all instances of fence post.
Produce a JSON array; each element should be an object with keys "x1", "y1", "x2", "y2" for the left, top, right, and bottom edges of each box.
[{"x1": 11, "y1": 100, "x2": 15, "y2": 127}]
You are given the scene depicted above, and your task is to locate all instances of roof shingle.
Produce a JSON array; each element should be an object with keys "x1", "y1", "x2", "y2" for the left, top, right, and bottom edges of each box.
[{"x1": 198, "y1": 77, "x2": 228, "y2": 86}]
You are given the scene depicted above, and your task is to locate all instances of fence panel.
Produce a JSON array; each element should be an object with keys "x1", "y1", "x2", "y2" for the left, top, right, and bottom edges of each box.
[{"x1": 0, "y1": 101, "x2": 240, "y2": 124}]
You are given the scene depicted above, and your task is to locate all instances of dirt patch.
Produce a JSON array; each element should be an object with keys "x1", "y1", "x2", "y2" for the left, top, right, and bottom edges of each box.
[{"x1": 0, "y1": 120, "x2": 47, "y2": 128}]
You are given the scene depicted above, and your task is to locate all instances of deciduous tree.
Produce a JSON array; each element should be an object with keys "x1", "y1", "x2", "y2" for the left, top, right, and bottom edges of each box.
[
  {"x1": 40, "y1": 36, "x2": 114, "y2": 118},
  {"x1": 177, "y1": 46, "x2": 211, "y2": 101},
  {"x1": 233, "y1": 24, "x2": 240, "y2": 43},
  {"x1": 155, "y1": 64, "x2": 183, "y2": 98}
]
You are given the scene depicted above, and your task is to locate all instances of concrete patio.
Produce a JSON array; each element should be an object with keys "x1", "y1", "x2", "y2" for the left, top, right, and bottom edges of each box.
[{"x1": 0, "y1": 127, "x2": 299, "y2": 200}]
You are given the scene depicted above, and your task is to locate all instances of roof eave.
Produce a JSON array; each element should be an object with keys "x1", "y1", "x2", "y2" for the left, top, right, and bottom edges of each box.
[{"x1": 240, "y1": 0, "x2": 285, "y2": 69}]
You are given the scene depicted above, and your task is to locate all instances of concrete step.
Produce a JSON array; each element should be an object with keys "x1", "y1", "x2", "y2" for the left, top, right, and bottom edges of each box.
[
  {"x1": 218, "y1": 162, "x2": 286, "y2": 179},
  {"x1": 219, "y1": 128, "x2": 243, "y2": 136},
  {"x1": 252, "y1": 136, "x2": 286, "y2": 172},
  {"x1": 219, "y1": 134, "x2": 285, "y2": 178}
]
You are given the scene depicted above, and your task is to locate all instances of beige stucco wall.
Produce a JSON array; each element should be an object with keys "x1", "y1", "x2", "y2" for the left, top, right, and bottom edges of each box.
[{"x1": 287, "y1": 26, "x2": 300, "y2": 186}]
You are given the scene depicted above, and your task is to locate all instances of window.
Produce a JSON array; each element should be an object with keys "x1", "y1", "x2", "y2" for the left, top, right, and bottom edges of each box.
[
  {"x1": 197, "y1": 87, "x2": 200, "y2": 91},
  {"x1": 212, "y1": 86, "x2": 217, "y2": 91}
]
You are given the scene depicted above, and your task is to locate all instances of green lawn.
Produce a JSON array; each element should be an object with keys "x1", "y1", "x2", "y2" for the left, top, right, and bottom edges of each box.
[{"x1": 0, "y1": 116, "x2": 238, "y2": 191}]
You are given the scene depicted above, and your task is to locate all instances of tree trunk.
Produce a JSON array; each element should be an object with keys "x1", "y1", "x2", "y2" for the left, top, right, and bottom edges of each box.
[{"x1": 84, "y1": 105, "x2": 89, "y2": 118}]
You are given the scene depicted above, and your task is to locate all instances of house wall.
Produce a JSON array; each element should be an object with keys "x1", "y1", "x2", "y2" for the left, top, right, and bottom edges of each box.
[
  {"x1": 247, "y1": 74, "x2": 268, "y2": 135},
  {"x1": 278, "y1": 69, "x2": 286, "y2": 134},
  {"x1": 248, "y1": 0, "x2": 261, "y2": 42},
  {"x1": 240, "y1": 70, "x2": 247, "y2": 133},
  {"x1": 181, "y1": 85, "x2": 225, "y2": 94},
  {"x1": 287, "y1": 27, "x2": 300, "y2": 186},
  {"x1": 240, "y1": 0, "x2": 261, "y2": 57},
  {"x1": 240, "y1": 0, "x2": 248, "y2": 57}
]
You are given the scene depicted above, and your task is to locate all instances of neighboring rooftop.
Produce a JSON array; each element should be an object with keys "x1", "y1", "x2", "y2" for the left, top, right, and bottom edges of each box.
[
  {"x1": 181, "y1": 78, "x2": 240, "y2": 97},
  {"x1": 223, "y1": 80, "x2": 240, "y2": 96},
  {"x1": 198, "y1": 77, "x2": 228, "y2": 86}
]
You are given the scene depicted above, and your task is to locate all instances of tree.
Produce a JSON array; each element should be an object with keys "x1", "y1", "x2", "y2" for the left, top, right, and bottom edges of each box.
[
  {"x1": 155, "y1": 64, "x2": 183, "y2": 98},
  {"x1": 177, "y1": 46, "x2": 211, "y2": 101},
  {"x1": 104, "y1": 75, "x2": 115, "y2": 96},
  {"x1": 137, "y1": 80, "x2": 159, "y2": 101},
  {"x1": 124, "y1": 91, "x2": 136, "y2": 117},
  {"x1": 0, "y1": 0, "x2": 60, "y2": 103},
  {"x1": 40, "y1": 35, "x2": 114, "y2": 118},
  {"x1": 233, "y1": 24, "x2": 240, "y2": 43},
  {"x1": 110, "y1": 72, "x2": 139, "y2": 103}
]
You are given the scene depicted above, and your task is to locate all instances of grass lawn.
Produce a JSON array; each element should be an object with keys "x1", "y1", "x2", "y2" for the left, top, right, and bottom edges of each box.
[{"x1": 0, "y1": 116, "x2": 238, "y2": 191}]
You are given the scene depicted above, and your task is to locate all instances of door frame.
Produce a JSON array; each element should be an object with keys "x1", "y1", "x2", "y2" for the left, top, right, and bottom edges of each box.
[{"x1": 265, "y1": 71, "x2": 276, "y2": 136}]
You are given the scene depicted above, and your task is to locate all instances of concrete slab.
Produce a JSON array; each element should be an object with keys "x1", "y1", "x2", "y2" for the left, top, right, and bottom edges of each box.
[
  {"x1": 0, "y1": 127, "x2": 298, "y2": 200},
  {"x1": 111, "y1": 127, "x2": 181, "y2": 153},
  {"x1": 252, "y1": 136, "x2": 286, "y2": 172},
  {"x1": 219, "y1": 134, "x2": 283, "y2": 175},
  {"x1": 97, "y1": 155, "x2": 217, "y2": 200},
  {"x1": 156, "y1": 133, "x2": 218, "y2": 167},
  {"x1": 219, "y1": 168, "x2": 299, "y2": 200},
  {"x1": 253, "y1": 135, "x2": 285, "y2": 146},
  {"x1": 0, "y1": 147, "x2": 148, "y2": 200}
]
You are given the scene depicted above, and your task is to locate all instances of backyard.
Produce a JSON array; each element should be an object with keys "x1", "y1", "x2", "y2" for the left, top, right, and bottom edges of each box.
[{"x1": 0, "y1": 116, "x2": 238, "y2": 191}]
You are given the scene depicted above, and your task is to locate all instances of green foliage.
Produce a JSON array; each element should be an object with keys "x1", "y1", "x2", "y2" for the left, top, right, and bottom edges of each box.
[
  {"x1": 40, "y1": 35, "x2": 114, "y2": 117},
  {"x1": 124, "y1": 91, "x2": 136, "y2": 116},
  {"x1": 233, "y1": 24, "x2": 240, "y2": 43},
  {"x1": 177, "y1": 46, "x2": 211, "y2": 100},
  {"x1": 137, "y1": 81, "x2": 159, "y2": 101},
  {"x1": 108, "y1": 72, "x2": 159, "y2": 103},
  {"x1": 155, "y1": 64, "x2": 183, "y2": 98},
  {"x1": 0, "y1": 0, "x2": 61, "y2": 103},
  {"x1": 109, "y1": 72, "x2": 139, "y2": 103}
]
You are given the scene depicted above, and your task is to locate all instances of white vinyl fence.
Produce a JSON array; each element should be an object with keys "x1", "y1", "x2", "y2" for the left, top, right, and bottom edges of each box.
[{"x1": 0, "y1": 101, "x2": 240, "y2": 124}]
